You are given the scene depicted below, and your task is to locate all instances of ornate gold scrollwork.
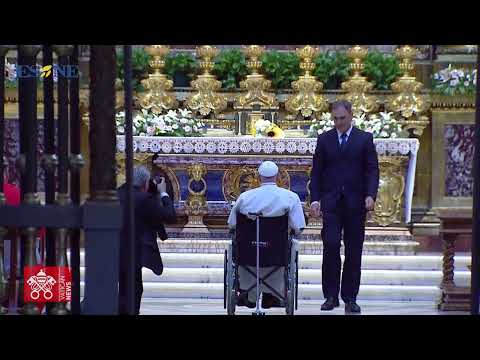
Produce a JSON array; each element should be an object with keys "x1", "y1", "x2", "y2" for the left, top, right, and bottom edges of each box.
[
  {"x1": 184, "y1": 164, "x2": 208, "y2": 231},
  {"x1": 222, "y1": 166, "x2": 290, "y2": 202},
  {"x1": 388, "y1": 45, "x2": 430, "y2": 136},
  {"x1": 137, "y1": 45, "x2": 178, "y2": 114},
  {"x1": 340, "y1": 45, "x2": 378, "y2": 116},
  {"x1": 285, "y1": 46, "x2": 328, "y2": 119},
  {"x1": 185, "y1": 46, "x2": 228, "y2": 118},
  {"x1": 371, "y1": 156, "x2": 409, "y2": 227},
  {"x1": 234, "y1": 46, "x2": 278, "y2": 110}
]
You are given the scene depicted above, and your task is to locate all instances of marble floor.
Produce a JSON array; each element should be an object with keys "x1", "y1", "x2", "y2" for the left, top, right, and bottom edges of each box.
[{"x1": 139, "y1": 298, "x2": 469, "y2": 315}]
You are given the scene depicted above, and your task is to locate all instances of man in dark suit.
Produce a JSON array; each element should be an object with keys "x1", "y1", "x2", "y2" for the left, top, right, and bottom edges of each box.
[
  {"x1": 117, "y1": 166, "x2": 176, "y2": 315},
  {"x1": 309, "y1": 100, "x2": 379, "y2": 313}
]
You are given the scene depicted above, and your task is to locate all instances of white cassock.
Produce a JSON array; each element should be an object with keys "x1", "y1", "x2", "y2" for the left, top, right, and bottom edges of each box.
[{"x1": 227, "y1": 182, "x2": 306, "y2": 303}]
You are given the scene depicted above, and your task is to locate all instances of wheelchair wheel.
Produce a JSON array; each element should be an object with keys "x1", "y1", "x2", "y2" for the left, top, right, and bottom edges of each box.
[
  {"x1": 223, "y1": 250, "x2": 227, "y2": 309},
  {"x1": 285, "y1": 266, "x2": 295, "y2": 315},
  {"x1": 286, "y1": 282, "x2": 295, "y2": 315},
  {"x1": 227, "y1": 289, "x2": 236, "y2": 315},
  {"x1": 226, "y1": 251, "x2": 236, "y2": 315}
]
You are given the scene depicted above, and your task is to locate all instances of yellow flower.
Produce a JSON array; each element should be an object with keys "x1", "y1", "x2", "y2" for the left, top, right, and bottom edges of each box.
[{"x1": 266, "y1": 124, "x2": 285, "y2": 139}]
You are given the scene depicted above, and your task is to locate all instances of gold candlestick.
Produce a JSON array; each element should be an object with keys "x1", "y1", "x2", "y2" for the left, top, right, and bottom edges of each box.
[
  {"x1": 234, "y1": 45, "x2": 278, "y2": 110},
  {"x1": 137, "y1": 45, "x2": 178, "y2": 114},
  {"x1": 285, "y1": 45, "x2": 328, "y2": 119},
  {"x1": 185, "y1": 46, "x2": 228, "y2": 118},
  {"x1": 340, "y1": 45, "x2": 378, "y2": 116},
  {"x1": 388, "y1": 45, "x2": 430, "y2": 136}
]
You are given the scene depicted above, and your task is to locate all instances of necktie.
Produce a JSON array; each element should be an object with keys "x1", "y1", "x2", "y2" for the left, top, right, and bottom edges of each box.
[{"x1": 340, "y1": 132, "x2": 347, "y2": 150}]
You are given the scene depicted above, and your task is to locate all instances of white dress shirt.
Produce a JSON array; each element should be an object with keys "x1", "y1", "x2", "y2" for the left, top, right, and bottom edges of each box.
[
  {"x1": 336, "y1": 124, "x2": 353, "y2": 145},
  {"x1": 227, "y1": 182, "x2": 306, "y2": 235}
]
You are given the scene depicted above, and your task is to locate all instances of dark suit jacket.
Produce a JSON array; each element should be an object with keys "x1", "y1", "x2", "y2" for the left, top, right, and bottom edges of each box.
[
  {"x1": 117, "y1": 184, "x2": 176, "y2": 276},
  {"x1": 309, "y1": 126, "x2": 379, "y2": 213}
]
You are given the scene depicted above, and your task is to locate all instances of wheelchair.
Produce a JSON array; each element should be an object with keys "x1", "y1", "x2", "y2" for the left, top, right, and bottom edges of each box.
[{"x1": 223, "y1": 212, "x2": 299, "y2": 315}]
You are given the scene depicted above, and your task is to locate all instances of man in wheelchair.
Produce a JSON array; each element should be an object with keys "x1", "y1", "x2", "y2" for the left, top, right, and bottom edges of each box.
[{"x1": 226, "y1": 161, "x2": 306, "y2": 312}]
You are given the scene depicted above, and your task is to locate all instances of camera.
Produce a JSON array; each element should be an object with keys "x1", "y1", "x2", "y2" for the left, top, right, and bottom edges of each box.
[{"x1": 147, "y1": 175, "x2": 164, "y2": 195}]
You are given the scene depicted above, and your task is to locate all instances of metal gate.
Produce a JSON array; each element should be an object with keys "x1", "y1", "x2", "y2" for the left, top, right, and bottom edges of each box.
[{"x1": 0, "y1": 45, "x2": 132, "y2": 315}]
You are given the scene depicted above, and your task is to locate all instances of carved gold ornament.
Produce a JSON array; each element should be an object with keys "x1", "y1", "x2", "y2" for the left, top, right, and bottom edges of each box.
[
  {"x1": 340, "y1": 45, "x2": 378, "y2": 116},
  {"x1": 185, "y1": 46, "x2": 227, "y2": 117},
  {"x1": 137, "y1": 45, "x2": 178, "y2": 114},
  {"x1": 185, "y1": 163, "x2": 208, "y2": 223},
  {"x1": 371, "y1": 156, "x2": 408, "y2": 226},
  {"x1": 234, "y1": 46, "x2": 278, "y2": 110},
  {"x1": 285, "y1": 45, "x2": 328, "y2": 118},
  {"x1": 388, "y1": 45, "x2": 430, "y2": 136},
  {"x1": 222, "y1": 166, "x2": 290, "y2": 202}
]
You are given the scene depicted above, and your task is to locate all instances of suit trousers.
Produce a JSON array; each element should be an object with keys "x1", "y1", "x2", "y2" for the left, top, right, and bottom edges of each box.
[
  {"x1": 321, "y1": 195, "x2": 366, "y2": 302},
  {"x1": 118, "y1": 266, "x2": 143, "y2": 315}
]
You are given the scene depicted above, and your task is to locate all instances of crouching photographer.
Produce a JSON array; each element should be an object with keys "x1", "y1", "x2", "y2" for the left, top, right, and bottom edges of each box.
[{"x1": 117, "y1": 166, "x2": 176, "y2": 314}]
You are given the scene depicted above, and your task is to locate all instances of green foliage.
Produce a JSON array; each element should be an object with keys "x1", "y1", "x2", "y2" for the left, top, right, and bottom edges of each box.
[
  {"x1": 260, "y1": 51, "x2": 301, "y2": 89},
  {"x1": 313, "y1": 51, "x2": 351, "y2": 90},
  {"x1": 363, "y1": 51, "x2": 402, "y2": 90},
  {"x1": 112, "y1": 47, "x2": 404, "y2": 92},
  {"x1": 164, "y1": 52, "x2": 198, "y2": 80},
  {"x1": 212, "y1": 49, "x2": 249, "y2": 89},
  {"x1": 116, "y1": 48, "x2": 151, "y2": 92}
]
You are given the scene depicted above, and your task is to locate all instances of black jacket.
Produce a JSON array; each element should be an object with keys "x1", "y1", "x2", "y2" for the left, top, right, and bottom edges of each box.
[
  {"x1": 117, "y1": 184, "x2": 176, "y2": 276},
  {"x1": 309, "y1": 126, "x2": 379, "y2": 213}
]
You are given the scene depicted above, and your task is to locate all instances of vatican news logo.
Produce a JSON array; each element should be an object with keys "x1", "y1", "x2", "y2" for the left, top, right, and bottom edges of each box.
[
  {"x1": 16, "y1": 64, "x2": 79, "y2": 79},
  {"x1": 24, "y1": 266, "x2": 72, "y2": 303}
]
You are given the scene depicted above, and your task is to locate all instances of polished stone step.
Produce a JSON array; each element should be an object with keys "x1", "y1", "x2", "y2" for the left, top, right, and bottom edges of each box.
[
  {"x1": 156, "y1": 239, "x2": 419, "y2": 255},
  {"x1": 73, "y1": 250, "x2": 470, "y2": 302},
  {"x1": 77, "y1": 282, "x2": 441, "y2": 301},
  {"x1": 159, "y1": 253, "x2": 472, "y2": 271},
  {"x1": 78, "y1": 265, "x2": 469, "y2": 287},
  {"x1": 145, "y1": 268, "x2": 470, "y2": 287},
  {"x1": 138, "y1": 298, "x2": 468, "y2": 315},
  {"x1": 139, "y1": 283, "x2": 442, "y2": 302},
  {"x1": 74, "y1": 251, "x2": 472, "y2": 271}
]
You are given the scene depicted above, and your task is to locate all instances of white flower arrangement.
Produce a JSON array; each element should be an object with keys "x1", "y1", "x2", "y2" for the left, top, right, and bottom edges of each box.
[
  {"x1": 116, "y1": 108, "x2": 205, "y2": 137},
  {"x1": 309, "y1": 111, "x2": 404, "y2": 139},
  {"x1": 433, "y1": 64, "x2": 477, "y2": 96},
  {"x1": 354, "y1": 111, "x2": 403, "y2": 139},
  {"x1": 308, "y1": 112, "x2": 335, "y2": 137}
]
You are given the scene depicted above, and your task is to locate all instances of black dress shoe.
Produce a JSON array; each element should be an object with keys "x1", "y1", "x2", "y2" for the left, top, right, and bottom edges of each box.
[
  {"x1": 345, "y1": 301, "x2": 361, "y2": 314},
  {"x1": 261, "y1": 293, "x2": 283, "y2": 309},
  {"x1": 321, "y1": 297, "x2": 340, "y2": 311},
  {"x1": 237, "y1": 290, "x2": 256, "y2": 308}
]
